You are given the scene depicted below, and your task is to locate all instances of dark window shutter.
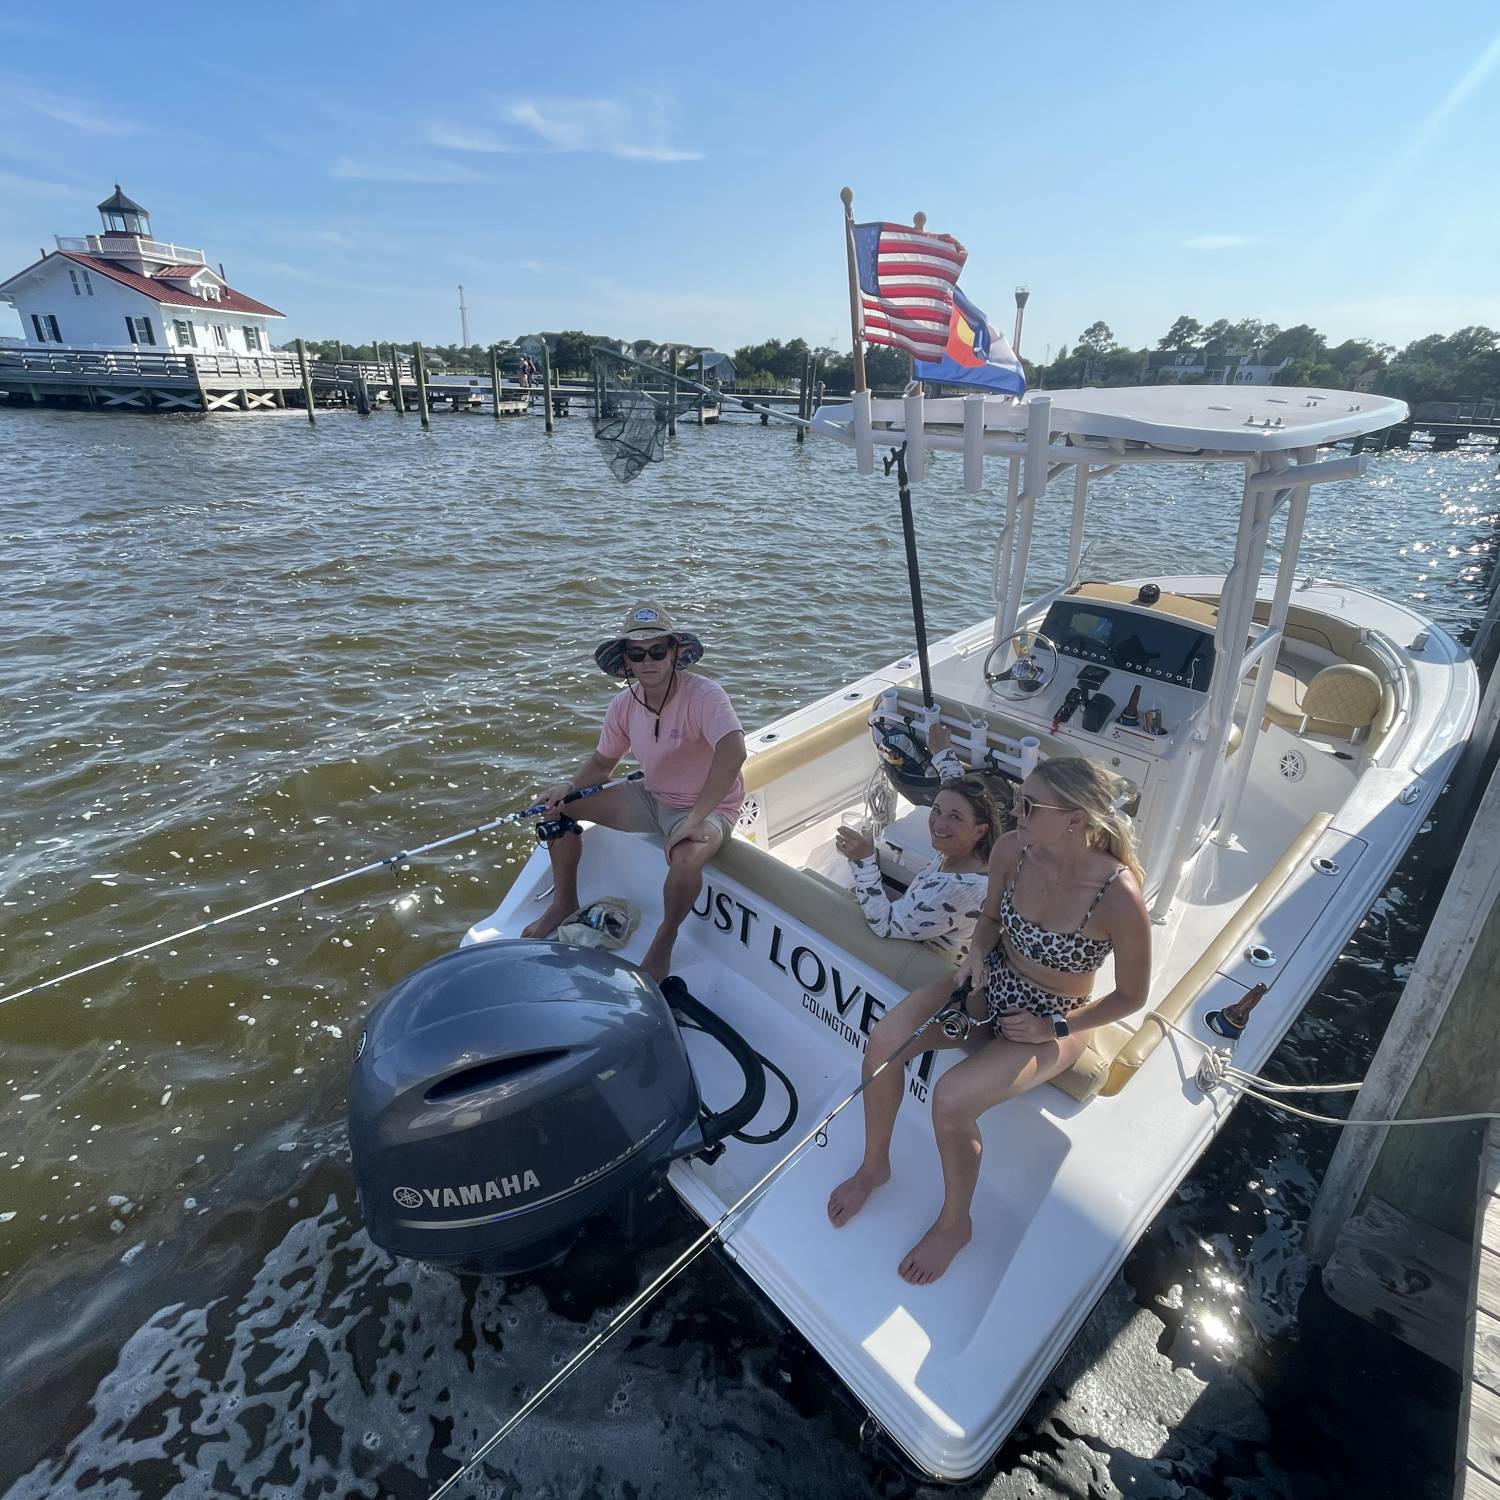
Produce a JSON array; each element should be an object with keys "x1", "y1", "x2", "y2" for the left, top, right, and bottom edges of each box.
[{"x1": 126, "y1": 317, "x2": 138, "y2": 345}]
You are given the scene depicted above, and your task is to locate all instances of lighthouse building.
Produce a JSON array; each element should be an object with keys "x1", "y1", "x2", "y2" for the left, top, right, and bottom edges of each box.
[{"x1": 0, "y1": 187, "x2": 284, "y2": 354}]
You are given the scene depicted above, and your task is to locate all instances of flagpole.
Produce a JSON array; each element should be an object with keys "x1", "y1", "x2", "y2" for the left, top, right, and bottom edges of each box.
[
  {"x1": 840, "y1": 187, "x2": 868, "y2": 393},
  {"x1": 908, "y1": 211, "x2": 926, "y2": 387}
]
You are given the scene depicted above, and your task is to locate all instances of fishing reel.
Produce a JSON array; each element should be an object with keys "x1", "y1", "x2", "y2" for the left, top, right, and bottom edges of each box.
[
  {"x1": 534, "y1": 813, "x2": 583, "y2": 846},
  {"x1": 933, "y1": 977, "x2": 977, "y2": 1040}
]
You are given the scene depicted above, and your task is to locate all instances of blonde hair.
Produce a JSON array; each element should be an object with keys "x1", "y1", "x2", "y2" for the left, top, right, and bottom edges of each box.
[{"x1": 1032, "y1": 756, "x2": 1145, "y2": 888}]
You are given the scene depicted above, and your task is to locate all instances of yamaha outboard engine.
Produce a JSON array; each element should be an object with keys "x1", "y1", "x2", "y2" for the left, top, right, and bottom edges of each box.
[
  {"x1": 349, "y1": 941, "x2": 768, "y2": 1275},
  {"x1": 349, "y1": 941, "x2": 707, "y2": 1274}
]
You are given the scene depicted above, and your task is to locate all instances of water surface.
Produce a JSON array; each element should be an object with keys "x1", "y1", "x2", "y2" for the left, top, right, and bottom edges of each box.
[{"x1": 1, "y1": 405, "x2": 1496, "y2": 1497}]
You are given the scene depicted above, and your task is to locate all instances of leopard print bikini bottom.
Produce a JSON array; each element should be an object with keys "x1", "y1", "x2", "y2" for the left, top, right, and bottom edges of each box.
[{"x1": 982, "y1": 947, "x2": 1091, "y2": 1035}]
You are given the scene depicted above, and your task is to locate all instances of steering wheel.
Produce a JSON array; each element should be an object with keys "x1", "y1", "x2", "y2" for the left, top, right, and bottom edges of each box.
[{"x1": 982, "y1": 630, "x2": 1059, "y2": 699}]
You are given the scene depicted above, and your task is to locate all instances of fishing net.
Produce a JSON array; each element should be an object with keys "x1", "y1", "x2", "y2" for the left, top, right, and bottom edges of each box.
[{"x1": 591, "y1": 349, "x2": 698, "y2": 483}]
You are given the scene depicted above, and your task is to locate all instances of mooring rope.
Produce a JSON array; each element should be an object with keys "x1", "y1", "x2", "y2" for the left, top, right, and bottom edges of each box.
[
  {"x1": 423, "y1": 985, "x2": 969, "y2": 1500},
  {"x1": 1166, "y1": 1017, "x2": 1500, "y2": 1129},
  {"x1": 0, "y1": 773, "x2": 644, "y2": 1010}
]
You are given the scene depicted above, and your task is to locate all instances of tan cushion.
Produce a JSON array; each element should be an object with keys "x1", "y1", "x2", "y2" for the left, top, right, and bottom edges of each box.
[
  {"x1": 710, "y1": 837, "x2": 1122, "y2": 1102},
  {"x1": 1301, "y1": 663, "x2": 1383, "y2": 731}
]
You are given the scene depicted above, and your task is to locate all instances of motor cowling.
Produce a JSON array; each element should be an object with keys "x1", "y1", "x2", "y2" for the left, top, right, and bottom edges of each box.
[{"x1": 348, "y1": 940, "x2": 704, "y2": 1274}]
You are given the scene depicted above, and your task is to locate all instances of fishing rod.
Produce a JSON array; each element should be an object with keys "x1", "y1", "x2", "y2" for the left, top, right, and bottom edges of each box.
[
  {"x1": 595, "y1": 347, "x2": 814, "y2": 430},
  {"x1": 424, "y1": 978, "x2": 976, "y2": 1500},
  {"x1": 0, "y1": 773, "x2": 644, "y2": 1010}
]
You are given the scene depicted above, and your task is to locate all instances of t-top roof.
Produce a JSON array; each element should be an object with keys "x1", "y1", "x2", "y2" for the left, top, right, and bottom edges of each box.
[
  {"x1": 1020, "y1": 384, "x2": 1407, "y2": 452},
  {"x1": 822, "y1": 384, "x2": 1409, "y2": 456}
]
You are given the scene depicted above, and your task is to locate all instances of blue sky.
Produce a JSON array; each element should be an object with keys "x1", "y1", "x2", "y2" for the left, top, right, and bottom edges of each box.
[{"x1": 2, "y1": 2, "x2": 1498, "y2": 358}]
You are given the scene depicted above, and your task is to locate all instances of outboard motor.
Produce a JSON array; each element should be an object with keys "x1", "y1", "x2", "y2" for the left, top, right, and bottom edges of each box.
[{"x1": 348, "y1": 940, "x2": 767, "y2": 1275}]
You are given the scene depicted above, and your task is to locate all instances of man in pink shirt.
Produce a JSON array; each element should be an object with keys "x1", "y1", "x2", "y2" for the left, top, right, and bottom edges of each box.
[{"x1": 522, "y1": 602, "x2": 747, "y2": 981}]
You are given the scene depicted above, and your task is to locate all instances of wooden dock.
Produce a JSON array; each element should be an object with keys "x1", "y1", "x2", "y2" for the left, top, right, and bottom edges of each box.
[
  {"x1": 0, "y1": 347, "x2": 304, "y2": 411},
  {"x1": 1459, "y1": 1121, "x2": 1500, "y2": 1499}
]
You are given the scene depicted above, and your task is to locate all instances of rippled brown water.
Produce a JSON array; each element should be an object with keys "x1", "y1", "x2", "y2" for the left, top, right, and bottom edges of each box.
[{"x1": 0, "y1": 405, "x2": 1496, "y2": 1498}]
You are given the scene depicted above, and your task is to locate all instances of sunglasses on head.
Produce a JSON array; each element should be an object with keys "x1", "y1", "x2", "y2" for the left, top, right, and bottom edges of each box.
[
  {"x1": 1017, "y1": 793, "x2": 1071, "y2": 820},
  {"x1": 623, "y1": 641, "x2": 675, "y2": 663}
]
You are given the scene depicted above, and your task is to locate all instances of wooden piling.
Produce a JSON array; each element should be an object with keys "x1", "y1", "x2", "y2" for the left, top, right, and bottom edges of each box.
[
  {"x1": 295, "y1": 338, "x2": 315, "y2": 425},
  {"x1": 354, "y1": 365, "x2": 372, "y2": 416},
  {"x1": 390, "y1": 350, "x2": 405, "y2": 415},
  {"x1": 668, "y1": 347, "x2": 678, "y2": 437},
  {"x1": 542, "y1": 344, "x2": 555, "y2": 434},
  {"x1": 189, "y1": 353, "x2": 209, "y2": 414},
  {"x1": 412, "y1": 341, "x2": 430, "y2": 429},
  {"x1": 796, "y1": 352, "x2": 809, "y2": 442},
  {"x1": 1308, "y1": 754, "x2": 1500, "y2": 1368},
  {"x1": 490, "y1": 344, "x2": 503, "y2": 422},
  {"x1": 696, "y1": 358, "x2": 706, "y2": 428}
]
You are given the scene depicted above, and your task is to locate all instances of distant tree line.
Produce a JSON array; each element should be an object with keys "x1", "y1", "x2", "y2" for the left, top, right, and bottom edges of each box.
[{"x1": 281, "y1": 321, "x2": 1500, "y2": 405}]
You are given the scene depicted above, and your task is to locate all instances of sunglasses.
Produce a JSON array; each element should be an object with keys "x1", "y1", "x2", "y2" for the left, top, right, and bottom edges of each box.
[
  {"x1": 1017, "y1": 793, "x2": 1072, "y2": 820},
  {"x1": 623, "y1": 641, "x2": 675, "y2": 663}
]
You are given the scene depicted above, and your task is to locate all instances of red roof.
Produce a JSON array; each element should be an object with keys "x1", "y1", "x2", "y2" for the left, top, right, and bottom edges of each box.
[{"x1": 57, "y1": 251, "x2": 284, "y2": 318}]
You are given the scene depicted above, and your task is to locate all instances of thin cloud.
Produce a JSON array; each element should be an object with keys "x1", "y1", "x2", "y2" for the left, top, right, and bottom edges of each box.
[
  {"x1": 0, "y1": 170, "x2": 92, "y2": 200},
  {"x1": 1184, "y1": 233, "x2": 1251, "y2": 251},
  {"x1": 330, "y1": 155, "x2": 496, "y2": 184},
  {"x1": 426, "y1": 125, "x2": 521, "y2": 154},
  {"x1": 504, "y1": 96, "x2": 703, "y2": 162},
  {"x1": 1, "y1": 78, "x2": 144, "y2": 136}
]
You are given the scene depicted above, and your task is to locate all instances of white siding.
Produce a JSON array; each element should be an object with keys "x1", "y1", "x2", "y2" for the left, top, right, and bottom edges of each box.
[{"x1": 1, "y1": 256, "x2": 279, "y2": 352}]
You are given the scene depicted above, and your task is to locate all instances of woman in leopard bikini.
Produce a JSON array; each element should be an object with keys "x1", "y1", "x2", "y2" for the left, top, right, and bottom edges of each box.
[{"x1": 827, "y1": 755, "x2": 1152, "y2": 1285}]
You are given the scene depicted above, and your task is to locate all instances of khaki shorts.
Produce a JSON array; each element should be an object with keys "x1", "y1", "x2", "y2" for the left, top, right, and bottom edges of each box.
[{"x1": 620, "y1": 782, "x2": 735, "y2": 849}]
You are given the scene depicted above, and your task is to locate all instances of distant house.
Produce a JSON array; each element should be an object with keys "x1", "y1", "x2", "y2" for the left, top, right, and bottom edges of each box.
[
  {"x1": 1147, "y1": 348, "x2": 1291, "y2": 386},
  {"x1": 0, "y1": 186, "x2": 284, "y2": 355},
  {"x1": 694, "y1": 351, "x2": 735, "y2": 388}
]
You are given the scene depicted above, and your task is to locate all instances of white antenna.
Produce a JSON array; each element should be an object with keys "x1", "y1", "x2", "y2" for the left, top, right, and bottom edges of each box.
[{"x1": 458, "y1": 284, "x2": 469, "y2": 347}]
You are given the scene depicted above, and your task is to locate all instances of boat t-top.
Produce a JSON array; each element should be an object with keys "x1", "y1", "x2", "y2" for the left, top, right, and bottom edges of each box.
[{"x1": 349, "y1": 381, "x2": 1477, "y2": 1479}]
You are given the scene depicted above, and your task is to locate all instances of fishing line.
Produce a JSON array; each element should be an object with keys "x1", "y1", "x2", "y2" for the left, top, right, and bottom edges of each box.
[
  {"x1": 423, "y1": 981, "x2": 973, "y2": 1500},
  {"x1": 0, "y1": 772, "x2": 644, "y2": 1010}
]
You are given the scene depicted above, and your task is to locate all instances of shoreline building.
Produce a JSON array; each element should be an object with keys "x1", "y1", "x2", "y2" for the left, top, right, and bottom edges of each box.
[{"x1": 0, "y1": 186, "x2": 283, "y2": 354}]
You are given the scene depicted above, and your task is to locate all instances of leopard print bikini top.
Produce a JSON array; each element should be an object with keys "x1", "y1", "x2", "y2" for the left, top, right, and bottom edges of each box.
[{"x1": 999, "y1": 846, "x2": 1122, "y2": 974}]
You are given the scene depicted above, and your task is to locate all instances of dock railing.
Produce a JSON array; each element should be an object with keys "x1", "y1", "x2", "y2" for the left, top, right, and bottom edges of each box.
[{"x1": 0, "y1": 347, "x2": 303, "y2": 383}]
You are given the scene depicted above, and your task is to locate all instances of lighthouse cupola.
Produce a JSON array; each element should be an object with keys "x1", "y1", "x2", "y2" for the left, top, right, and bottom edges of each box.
[{"x1": 98, "y1": 185, "x2": 151, "y2": 240}]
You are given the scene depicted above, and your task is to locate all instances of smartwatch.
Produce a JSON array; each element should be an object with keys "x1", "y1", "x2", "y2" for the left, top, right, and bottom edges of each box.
[{"x1": 1051, "y1": 1013, "x2": 1071, "y2": 1039}]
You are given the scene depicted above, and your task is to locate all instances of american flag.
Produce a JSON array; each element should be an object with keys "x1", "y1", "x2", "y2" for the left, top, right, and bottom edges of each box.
[{"x1": 853, "y1": 221, "x2": 967, "y2": 361}]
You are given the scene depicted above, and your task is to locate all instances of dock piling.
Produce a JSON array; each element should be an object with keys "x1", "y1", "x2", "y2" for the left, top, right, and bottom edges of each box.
[
  {"x1": 668, "y1": 348, "x2": 678, "y2": 437},
  {"x1": 542, "y1": 344, "x2": 555, "y2": 434},
  {"x1": 189, "y1": 353, "x2": 209, "y2": 414},
  {"x1": 295, "y1": 338, "x2": 315, "y2": 425},
  {"x1": 354, "y1": 365, "x2": 372, "y2": 416},
  {"x1": 490, "y1": 345, "x2": 503, "y2": 422},
  {"x1": 390, "y1": 350, "x2": 405, "y2": 415},
  {"x1": 412, "y1": 342, "x2": 430, "y2": 429}
]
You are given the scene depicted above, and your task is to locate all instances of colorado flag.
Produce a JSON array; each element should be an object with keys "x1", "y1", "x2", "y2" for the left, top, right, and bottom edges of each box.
[{"x1": 912, "y1": 287, "x2": 1026, "y2": 396}]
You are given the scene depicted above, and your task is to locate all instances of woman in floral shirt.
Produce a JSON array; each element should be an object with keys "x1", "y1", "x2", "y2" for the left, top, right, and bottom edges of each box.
[{"x1": 834, "y1": 726, "x2": 1001, "y2": 961}]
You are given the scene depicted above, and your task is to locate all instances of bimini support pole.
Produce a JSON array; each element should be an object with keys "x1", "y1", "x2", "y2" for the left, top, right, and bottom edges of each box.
[
  {"x1": 990, "y1": 457, "x2": 1022, "y2": 649},
  {"x1": 997, "y1": 396, "x2": 1054, "y2": 643},
  {"x1": 1214, "y1": 447, "x2": 1315, "y2": 845},
  {"x1": 962, "y1": 392, "x2": 985, "y2": 491},
  {"x1": 1150, "y1": 455, "x2": 1282, "y2": 920},
  {"x1": 1067, "y1": 464, "x2": 1089, "y2": 581}
]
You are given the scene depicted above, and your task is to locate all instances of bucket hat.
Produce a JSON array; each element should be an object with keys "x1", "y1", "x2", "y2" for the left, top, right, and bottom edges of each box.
[{"x1": 594, "y1": 602, "x2": 704, "y2": 677}]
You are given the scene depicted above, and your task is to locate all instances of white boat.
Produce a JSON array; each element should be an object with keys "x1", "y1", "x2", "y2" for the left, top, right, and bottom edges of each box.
[{"x1": 407, "y1": 385, "x2": 1476, "y2": 1479}]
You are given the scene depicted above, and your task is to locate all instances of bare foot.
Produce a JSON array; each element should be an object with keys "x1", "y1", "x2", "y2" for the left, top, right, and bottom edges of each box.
[
  {"x1": 826, "y1": 1163, "x2": 890, "y2": 1227},
  {"x1": 521, "y1": 900, "x2": 574, "y2": 940},
  {"x1": 639, "y1": 936, "x2": 675, "y2": 983},
  {"x1": 898, "y1": 1215, "x2": 972, "y2": 1285}
]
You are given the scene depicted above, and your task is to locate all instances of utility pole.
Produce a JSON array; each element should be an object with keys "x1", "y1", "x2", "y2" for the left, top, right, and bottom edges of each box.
[{"x1": 458, "y1": 284, "x2": 469, "y2": 349}]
